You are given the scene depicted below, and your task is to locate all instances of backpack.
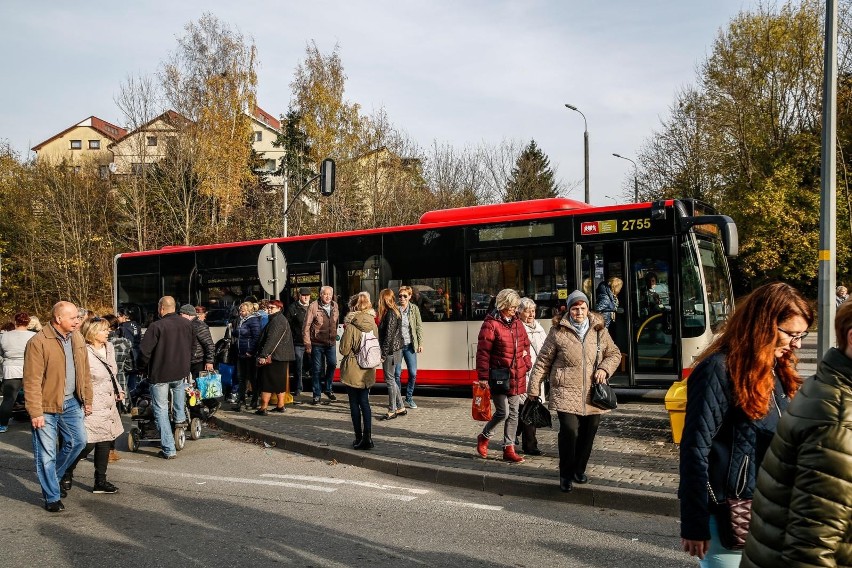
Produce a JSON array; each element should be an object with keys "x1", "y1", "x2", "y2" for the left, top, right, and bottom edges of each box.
[{"x1": 355, "y1": 329, "x2": 382, "y2": 369}]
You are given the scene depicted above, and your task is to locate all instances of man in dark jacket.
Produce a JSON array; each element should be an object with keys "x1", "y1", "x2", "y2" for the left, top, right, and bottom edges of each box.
[
  {"x1": 742, "y1": 302, "x2": 852, "y2": 567},
  {"x1": 138, "y1": 296, "x2": 193, "y2": 460},
  {"x1": 286, "y1": 287, "x2": 311, "y2": 397},
  {"x1": 179, "y1": 304, "x2": 214, "y2": 379}
]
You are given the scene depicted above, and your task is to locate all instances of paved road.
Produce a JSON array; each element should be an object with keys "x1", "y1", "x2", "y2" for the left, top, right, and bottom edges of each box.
[{"x1": 0, "y1": 419, "x2": 687, "y2": 567}]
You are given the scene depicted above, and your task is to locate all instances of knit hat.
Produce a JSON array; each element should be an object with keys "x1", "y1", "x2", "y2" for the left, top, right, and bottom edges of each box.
[
  {"x1": 179, "y1": 304, "x2": 197, "y2": 316},
  {"x1": 565, "y1": 290, "x2": 589, "y2": 309}
]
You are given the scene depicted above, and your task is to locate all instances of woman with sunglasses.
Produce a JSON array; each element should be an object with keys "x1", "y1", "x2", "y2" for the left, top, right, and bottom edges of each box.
[
  {"x1": 679, "y1": 282, "x2": 813, "y2": 567},
  {"x1": 395, "y1": 286, "x2": 424, "y2": 409}
]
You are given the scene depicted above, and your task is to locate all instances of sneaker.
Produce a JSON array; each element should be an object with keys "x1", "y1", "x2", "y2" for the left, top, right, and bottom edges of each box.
[
  {"x1": 45, "y1": 500, "x2": 65, "y2": 513},
  {"x1": 157, "y1": 450, "x2": 176, "y2": 460},
  {"x1": 270, "y1": 406, "x2": 285, "y2": 413},
  {"x1": 254, "y1": 408, "x2": 268, "y2": 416},
  {"x1": 93, "y1": 480, "x2": 118, "y2": 494},
  {"x1": 405, "y1": 398, "x2": 417, "y2": 409},
  {"x1": 0, "y1": 425, "x2": 7, "y2": 433},
  {"x1": 60, "y1": 474, "x2": 72, "y2": 492},
  {"x1": 310, "y1": 397, "x2": 320, "y2": 406},
  {"x1": 325, "y1": 391, "x2": 337, "y2": 402}
]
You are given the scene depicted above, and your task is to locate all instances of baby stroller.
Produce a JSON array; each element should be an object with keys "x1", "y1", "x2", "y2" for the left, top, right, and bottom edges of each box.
[
  {"x1": 186, "y1": 371, "x2": 222, "y2": 436},
  {"x1": 127, "y1": 378, "x2": 198, "y2": 453}
]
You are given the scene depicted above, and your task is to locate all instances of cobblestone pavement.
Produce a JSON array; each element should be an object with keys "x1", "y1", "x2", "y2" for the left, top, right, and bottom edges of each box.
[{"x1": 215, "y1": 390, "x2": 680, "y2": 495}]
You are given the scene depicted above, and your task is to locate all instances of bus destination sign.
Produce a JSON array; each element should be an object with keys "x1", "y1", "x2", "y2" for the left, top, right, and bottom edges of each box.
[{"x1": 576, "y1": 210, "x2": 670, "y2": 240}]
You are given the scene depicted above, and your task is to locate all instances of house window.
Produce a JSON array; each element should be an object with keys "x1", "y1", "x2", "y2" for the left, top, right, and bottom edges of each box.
[
  {"x1": 99, "y1": 165, "x2": 110, "y2": 179},
  {"x1": 89, "y1": 140, "x2": 100, "y2": 150},
  {"x1": 254, "y1": 131, "x2": 262, "y2": 142},
  {"x1": 131, "y1": 163, "x2": 144, "y2": 175},
  {"x1": 266, "y1": 159, "x2": 276, "y2": 171},
  {"x1": 70, "y1": 140, "x2": 82, "y2": 150},
  {"x1": 146, "y1": 136, "x2": 158, "y2": 147}
]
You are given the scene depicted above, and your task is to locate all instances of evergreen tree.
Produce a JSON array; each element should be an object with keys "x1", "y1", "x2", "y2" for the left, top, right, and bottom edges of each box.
[{"x1": 505, "y1": 139, "x2": 558, "y2": 201}]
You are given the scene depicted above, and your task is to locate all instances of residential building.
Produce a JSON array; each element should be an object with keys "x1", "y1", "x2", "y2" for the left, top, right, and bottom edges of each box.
[
  {"x1": 250, "y1": 106, "x2": 285, "y2": 187},
  {"x1": 31, "y1": 116, "x2": 127, "y2": 177},
  {"x1": 108, "y1": 110, "x2": 189, "y2": 175}
]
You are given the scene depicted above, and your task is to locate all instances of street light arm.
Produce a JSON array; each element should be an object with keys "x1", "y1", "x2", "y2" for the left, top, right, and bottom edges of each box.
[{"x1": 564, "y1": 103, "x2": 588, "y2": 130}]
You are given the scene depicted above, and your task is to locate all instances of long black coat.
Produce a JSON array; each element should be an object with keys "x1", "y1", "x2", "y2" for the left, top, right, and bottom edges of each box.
[{"x1": 256, "y1": 311, "x2": 295, "y2": 362}]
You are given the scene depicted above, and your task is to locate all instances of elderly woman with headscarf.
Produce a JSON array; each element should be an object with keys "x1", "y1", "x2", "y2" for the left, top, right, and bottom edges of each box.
[{"x1": 528, "y1": 290, "x2": 621, "y2": 492}]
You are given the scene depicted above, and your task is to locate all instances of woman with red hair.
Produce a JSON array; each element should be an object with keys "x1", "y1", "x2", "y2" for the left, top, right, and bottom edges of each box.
[{"x1": 679, "y1": 282, "x2": 813, "y2": 567}]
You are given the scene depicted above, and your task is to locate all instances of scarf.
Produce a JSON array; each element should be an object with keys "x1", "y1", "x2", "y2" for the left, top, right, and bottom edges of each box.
[{"x1": 569, "y1": 317, "x2": 590, "y2": 340}]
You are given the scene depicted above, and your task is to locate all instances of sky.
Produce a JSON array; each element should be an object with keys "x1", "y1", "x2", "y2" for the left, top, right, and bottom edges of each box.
[{"x1": 0, "y1": 0, "x2": 763, "y2": 207}]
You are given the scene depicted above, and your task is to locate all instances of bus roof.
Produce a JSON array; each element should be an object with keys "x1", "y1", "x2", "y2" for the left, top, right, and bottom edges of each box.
[{"x1": 119, "y1": 198, "x2": 673, "y2": 258}]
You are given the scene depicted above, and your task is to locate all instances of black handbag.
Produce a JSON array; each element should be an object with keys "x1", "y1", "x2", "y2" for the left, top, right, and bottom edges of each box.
[
  {"x1": 488, "y1": 367, "x2": 510, "y2": 394},
  {"x1": 520, "y1": 397, "x2": 552, "y2": 428},
  {"x1": 590, "y1": 382, "x2": 617, "y2": 410}
]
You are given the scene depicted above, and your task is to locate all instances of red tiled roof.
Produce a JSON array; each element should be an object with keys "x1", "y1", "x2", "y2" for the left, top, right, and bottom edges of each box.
[
  {"x1": 31, "y1": 115, "x2": 127, "y2": 151},
  {"x1": 253, "y1": 105, "x2": 280, "y2": 130}
]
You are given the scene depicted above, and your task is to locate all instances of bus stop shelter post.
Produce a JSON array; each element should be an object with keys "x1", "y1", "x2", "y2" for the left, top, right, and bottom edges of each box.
[{"x1": 818, "y1": 0, "x2": 837, "y2": 359}]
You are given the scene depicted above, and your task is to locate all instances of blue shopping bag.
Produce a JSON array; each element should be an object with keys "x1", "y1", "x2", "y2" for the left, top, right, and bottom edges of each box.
[
  {"x1": 217, "y1": 363, "x2": 235, "y2": 391},
  {"x1": 196, "y1": 372, "x2": 223, "y2": 399}
]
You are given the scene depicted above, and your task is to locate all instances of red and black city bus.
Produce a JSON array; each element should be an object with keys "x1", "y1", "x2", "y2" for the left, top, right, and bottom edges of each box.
[{"x1": 114, "y1": 197, "x2": 737, "y2": 387}]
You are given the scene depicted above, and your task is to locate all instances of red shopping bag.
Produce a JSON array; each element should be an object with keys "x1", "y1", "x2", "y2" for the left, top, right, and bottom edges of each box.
[{"x1": 472, "y1": 383, "x2": 493, "y2": 421}]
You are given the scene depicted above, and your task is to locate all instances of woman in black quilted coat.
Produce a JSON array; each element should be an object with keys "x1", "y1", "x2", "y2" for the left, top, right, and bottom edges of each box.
[
  {"x1": 679, "y1": 283, "x2": 813, "y2": 567},
  {"x1": 377, "y1": 288, "x2": 405, "y2": 421},
  {"x1": 741, "y1": 302, "x2": 852, "y2": 567}
]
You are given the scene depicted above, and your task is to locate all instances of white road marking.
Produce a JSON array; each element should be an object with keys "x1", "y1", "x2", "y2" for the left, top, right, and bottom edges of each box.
[
  {"x1": 259, "y1": 473, "x2": 430, "y2": 494},
  {"x1": 109, "y1": 465, "x2": 336, "y2": 492},
  {"x1": 384, "y1": 494, "x2": 418, "y2": 502},
  {"x1": 438, "y1": 500, "x2": 504, "y2": 511}
]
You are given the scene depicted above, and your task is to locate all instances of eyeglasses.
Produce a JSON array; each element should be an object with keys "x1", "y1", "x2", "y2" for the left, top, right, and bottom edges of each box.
[
  {"x1": 398, "y1": 294, "x2": 410, "y2": 299},
  {"x1": 777, "y1": 327, "x2": 809, "y2": 343}
]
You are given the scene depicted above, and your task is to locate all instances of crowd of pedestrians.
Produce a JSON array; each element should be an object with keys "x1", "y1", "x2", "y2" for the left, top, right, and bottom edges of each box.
[{"x1": 3, "y1": 277, "x2": 852, "y2": 568}]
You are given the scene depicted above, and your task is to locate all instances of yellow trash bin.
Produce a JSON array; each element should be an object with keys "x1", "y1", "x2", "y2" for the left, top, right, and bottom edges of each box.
[{"x1": 665, "y1": 380, "x2": 688, "y2": 444}]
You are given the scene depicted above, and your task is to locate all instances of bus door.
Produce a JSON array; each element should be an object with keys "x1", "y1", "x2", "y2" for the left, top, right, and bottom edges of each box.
[
  {"x1": 578, "y1": 243, "x2": 631, "y2": 385},
  {"x1": 628, "y1": 240, "x2": 677, "y2": 383}
]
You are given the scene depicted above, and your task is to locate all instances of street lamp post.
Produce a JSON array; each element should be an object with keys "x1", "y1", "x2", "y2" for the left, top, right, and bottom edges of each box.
[
  {"x1": 612, "y1": 153, "x2": 639, "y2": 203},
  {"x1": 564, "y1": 103, "x2": 589, "y2": 204}
]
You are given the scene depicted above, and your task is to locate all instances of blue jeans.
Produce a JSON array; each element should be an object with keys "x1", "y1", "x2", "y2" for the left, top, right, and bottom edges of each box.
[
  {"x1": 151, "y1": 379, "x2": 187, "y2": 456},
  {"x1": 345, "y1": 386, "x2": 371, "y2": 437},
  {"x1": 394, "y1": 343, "x2": 418, "y2": 399},
  {"x1": 697, "y1": 516, "x2": 742, "y2": 567},
  {"x1": 32, "y1": 398, "x2": 87, "y2": 504},
  {"x1": 291, "y1": 345, "x2": 306, "y2": 394},
  {"x1": 311, "y1": 344, "x2": 337, "y2": 398}
]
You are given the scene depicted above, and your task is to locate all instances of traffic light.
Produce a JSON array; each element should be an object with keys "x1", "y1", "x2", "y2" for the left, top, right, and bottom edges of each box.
[{"x1": 319, "y1": 158, "x2": 335, "y2": 197}]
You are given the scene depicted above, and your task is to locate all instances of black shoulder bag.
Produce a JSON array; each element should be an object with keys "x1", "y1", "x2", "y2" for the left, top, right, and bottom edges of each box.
[
  {"x1": 590, "y1": 330, "x2": 617, "y2": 410},
  {"x1": 488, "y1": 322, "x2": 516, "y2": 395}
]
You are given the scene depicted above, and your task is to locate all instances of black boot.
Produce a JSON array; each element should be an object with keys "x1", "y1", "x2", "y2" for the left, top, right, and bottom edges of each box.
[
  {"x1": 354, "y1": 431, "x2": 373, "y2": 450},
  {"x1": 93, "y1": 474, "x2": 118, "y2": 494},
  {"x1": 352, "y1": 428, "x2": 363, "y2": 449}
]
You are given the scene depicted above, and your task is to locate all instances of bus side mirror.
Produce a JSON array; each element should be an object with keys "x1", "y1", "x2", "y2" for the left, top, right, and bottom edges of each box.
[
  {"x1": 319, "y1": 158, "x2": 335, "y2": 197},
  {"x1": 720, "y1": 221, "x2": 738, "y2": 258}
]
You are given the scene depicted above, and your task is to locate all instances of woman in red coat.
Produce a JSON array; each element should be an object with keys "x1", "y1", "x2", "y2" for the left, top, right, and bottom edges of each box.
[{"x1": 475, "y1": 288, "x2": 532, "y2": 463}]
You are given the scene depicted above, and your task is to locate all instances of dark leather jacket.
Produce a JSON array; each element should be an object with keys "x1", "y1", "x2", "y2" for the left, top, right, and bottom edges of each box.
[
  {"x1": 678, "y1": 352, "x2": 788, "y2": 541},
  {"x1": 742, "y1": 348, "x2": 852, "y2": 567},
  {"x1": 378, "y1": 309, "x2": 404, "y2": 357}
]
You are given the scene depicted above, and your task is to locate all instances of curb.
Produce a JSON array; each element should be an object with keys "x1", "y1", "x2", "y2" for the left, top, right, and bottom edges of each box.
[{"x1": 210, "y1": 415, "x2": 679, "y2": 517}]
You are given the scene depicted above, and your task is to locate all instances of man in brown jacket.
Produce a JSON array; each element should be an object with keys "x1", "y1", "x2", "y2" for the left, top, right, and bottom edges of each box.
[
  {"x1": 23, "y1": 301, "x2": 93, "y2": 512},
  {"x1": 303, "y1": 285, "x2": 339, "y2": 405}
]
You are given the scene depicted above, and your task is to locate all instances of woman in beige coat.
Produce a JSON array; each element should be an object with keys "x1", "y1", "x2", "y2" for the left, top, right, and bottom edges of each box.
[
  {"x1": 528, "y1": 290, "x2": 621, "y2": 493},
  {"x1": 339, "y1": 292, "x2": 378, "y2": 450},
  {"x1": 63, "y1": 318, "x2": 125, "y2": 494}
]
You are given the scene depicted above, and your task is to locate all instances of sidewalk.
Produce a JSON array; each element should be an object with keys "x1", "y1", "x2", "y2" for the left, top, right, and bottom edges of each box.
[{"x1": 212, "y1": 390, "x2": 681, "y2": 516}]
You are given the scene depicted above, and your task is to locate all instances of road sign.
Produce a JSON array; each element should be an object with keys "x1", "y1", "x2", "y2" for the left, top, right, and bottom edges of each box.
[{"x1": 257, "y1": 243, "x2": 287, "y2": 298}]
